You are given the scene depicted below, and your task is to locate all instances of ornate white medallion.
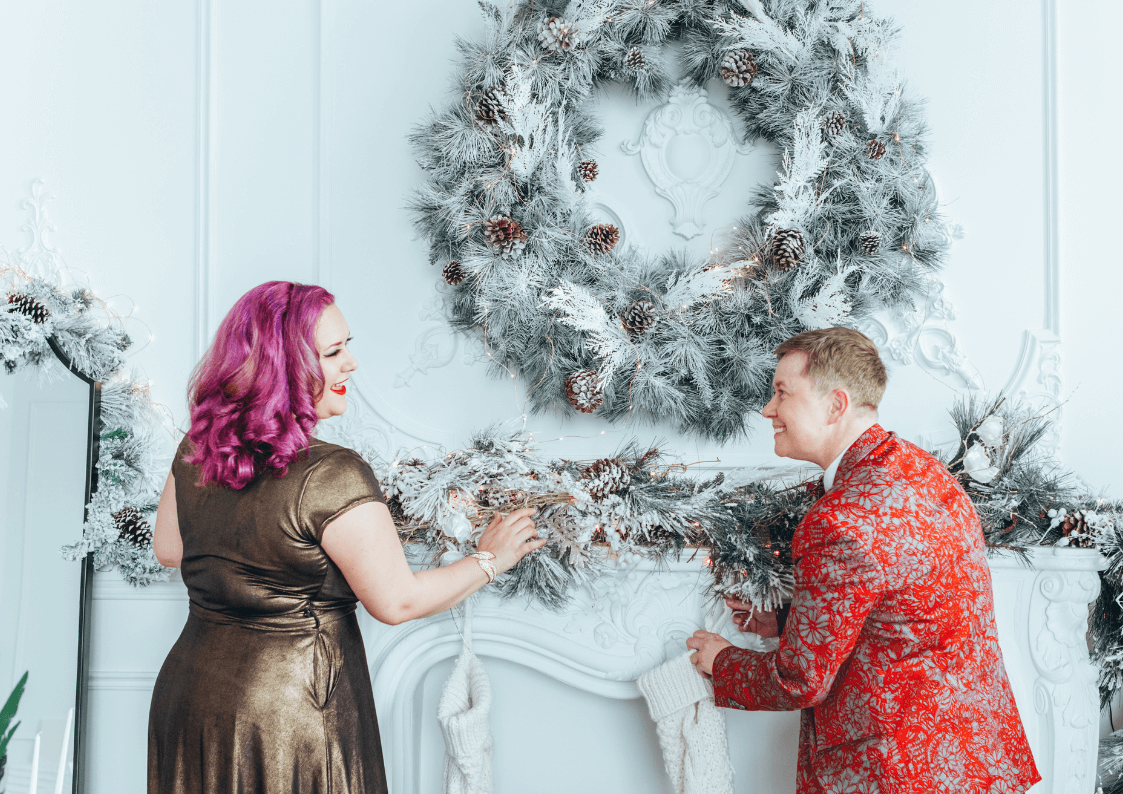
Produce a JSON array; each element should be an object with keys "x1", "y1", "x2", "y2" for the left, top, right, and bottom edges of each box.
[{"x1": 622, "y1": 80, "x2": 754, "y2": 239}]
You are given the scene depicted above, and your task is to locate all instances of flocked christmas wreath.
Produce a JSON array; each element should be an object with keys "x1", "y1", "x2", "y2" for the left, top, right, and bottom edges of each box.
[{"x1": 411, "y1": 0, "x2": 951, "y2": 441}]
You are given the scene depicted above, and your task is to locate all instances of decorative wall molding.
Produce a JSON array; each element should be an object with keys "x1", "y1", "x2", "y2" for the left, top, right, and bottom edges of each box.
[
  {"x1": 1002, "y1": 329, "x2": 1062, "y2": 452},
  {"x1": 316, "y1": 0, "x2": 334, "y2": 290},
  {"x1": 194, "y1": 0, "x2": 217, "y2": 360},
  {"x1": 393, "y1": 286, "x2": 463, "y2": 390},
  {"x1": 92, "y1": 571, "x2": 187, "y2": 602},
  {"x1": 11, "y1": 179, "x2": 64, "y2": 280},
  {"x1": 622, "y1": 79, "x2": 753, "y2": 240},
  {"x1": 856, "y1": 265, "x2": 982, "y2": 391},
  {"x1": 1041, "y1": 0, "x2": 1060, "y2": 337},
  {"x1": 394, "y1": 326, "x2": 459, "y2": 389},
  {"x1": 89, "y1": 670, "x2": 160, "y2": 691}
]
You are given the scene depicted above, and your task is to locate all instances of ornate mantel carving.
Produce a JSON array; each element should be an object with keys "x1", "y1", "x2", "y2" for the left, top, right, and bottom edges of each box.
[{"x1": 1022, "y1": 549, "x2": 1104, "y2": 793}]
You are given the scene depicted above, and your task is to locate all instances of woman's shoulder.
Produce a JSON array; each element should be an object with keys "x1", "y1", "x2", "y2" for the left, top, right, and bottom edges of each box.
[
  {"x1": 175, "y1": 434, "x2": 193, "y2": 457},
  {"x1": 172, "y1": 434, "x2": 196, "y2": 479},
  {"x1": 302, "y1": 440, "x2": 378, "y2": 479}
]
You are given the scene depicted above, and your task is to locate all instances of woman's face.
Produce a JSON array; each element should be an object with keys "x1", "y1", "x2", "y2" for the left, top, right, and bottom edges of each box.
[{"x1": 314, "y1": 304, "x2": 357, "y2": 420}]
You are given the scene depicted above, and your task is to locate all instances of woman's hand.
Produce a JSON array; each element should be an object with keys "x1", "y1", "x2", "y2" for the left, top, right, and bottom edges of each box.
[
  {"x1": 686, "y1": 630, "x2": 734, "y2": 678},
  {"x1": 476, "y1": 507, "x2": 544, "y2": 574},
  {"x1": 324, "y1": 502, "x2": 545, "y2": 625}
]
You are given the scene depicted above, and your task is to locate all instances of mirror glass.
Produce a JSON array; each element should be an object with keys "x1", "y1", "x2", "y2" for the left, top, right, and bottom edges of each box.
[{"x1": 0, "y1": 362, "x2": 89, "y2": 794}]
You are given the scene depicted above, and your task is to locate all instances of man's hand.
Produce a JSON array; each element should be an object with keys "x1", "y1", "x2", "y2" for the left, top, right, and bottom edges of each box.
[
  {"x1": 725, "y1": 597, "x2": 780, "y2": 638},
  {"x1": 686, "y1": 630, "x2": 733, "y2": 677}
]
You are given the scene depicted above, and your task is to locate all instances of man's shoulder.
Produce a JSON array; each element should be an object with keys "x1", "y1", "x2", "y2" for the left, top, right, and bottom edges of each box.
[
  {"x1": 842, "y1": 432, "x2": 953, "y2": 489},
  {"x1": 805, "y1": 435, "x2": 959, "y2": 526}
]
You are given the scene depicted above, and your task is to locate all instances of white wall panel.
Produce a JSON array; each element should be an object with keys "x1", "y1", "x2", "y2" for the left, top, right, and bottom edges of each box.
[
  {"x1": 1056, "y1": 0, "x2": 1123, "y2": 492},
  {"x1": 211, "y1": 0, "x2": 321, "y2": 306}
]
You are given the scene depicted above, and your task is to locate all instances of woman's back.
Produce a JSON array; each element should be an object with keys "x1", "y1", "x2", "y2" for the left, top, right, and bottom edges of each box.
[
  {"x1": 149, "y1": 438, "x2": 389, "y2": 794},
  {"x1": 173, "y1": 437, "x2": 380, "y2": 616}
]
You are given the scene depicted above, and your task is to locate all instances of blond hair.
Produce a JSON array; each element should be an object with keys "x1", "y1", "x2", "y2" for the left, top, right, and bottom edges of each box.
[{"x1": 774, "y1": 327, "x2": 887, "y2": 409}]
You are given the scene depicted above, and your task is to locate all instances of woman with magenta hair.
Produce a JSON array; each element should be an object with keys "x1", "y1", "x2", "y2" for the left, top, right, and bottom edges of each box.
[{"x1": 147, "y1": 281, "x2": 541, "y2": 794}]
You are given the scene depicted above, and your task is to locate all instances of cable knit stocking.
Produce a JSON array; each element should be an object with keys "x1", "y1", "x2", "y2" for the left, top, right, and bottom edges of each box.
[
  {"x1": 637, "y1": 651, "x2": 735, "y2": 794},
  {"x1": 437, "y1": 646, "x2": 493, "y2": 794}
]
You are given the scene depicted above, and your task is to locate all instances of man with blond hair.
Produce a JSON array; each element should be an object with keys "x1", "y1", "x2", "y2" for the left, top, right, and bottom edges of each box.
[{"x1": 687, "y1": 327, "x2": 1039, "y2": 793}]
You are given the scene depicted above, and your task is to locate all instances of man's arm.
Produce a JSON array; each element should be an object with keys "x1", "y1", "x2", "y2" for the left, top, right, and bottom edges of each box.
[{"x1": 711, "y1": 509, "x2": 884, "y2": 712}]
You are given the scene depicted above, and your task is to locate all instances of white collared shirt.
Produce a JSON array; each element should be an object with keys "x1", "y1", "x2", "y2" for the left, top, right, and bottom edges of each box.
[{"x1": 823, "y1": 448, "x2": 847, "y2": 491}]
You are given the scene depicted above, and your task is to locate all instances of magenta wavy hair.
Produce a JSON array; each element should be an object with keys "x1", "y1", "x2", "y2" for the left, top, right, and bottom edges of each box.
[{"x1": 185, "y1": 281, "x2": 335, "y2": 489}]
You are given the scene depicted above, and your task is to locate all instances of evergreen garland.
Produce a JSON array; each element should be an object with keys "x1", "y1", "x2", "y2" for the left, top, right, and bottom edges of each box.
[
  {"x1": 375, "y1": 397, "x2": 1122, "y2": 705},
  {"x1": 1, "y1": 266, "x2": 169, "y2": 586},
  {"x1": 410, "y1": 0, "x2": 951, "y2": 441}
]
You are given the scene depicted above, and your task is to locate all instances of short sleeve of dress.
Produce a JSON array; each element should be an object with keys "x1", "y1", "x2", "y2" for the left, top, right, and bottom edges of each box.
[
  {"x1": 298, "y1": 448, "x2": 386, "y2": 543},
  {"x1": 171, "y1": 435, "x2": 195, "y2": 486}
]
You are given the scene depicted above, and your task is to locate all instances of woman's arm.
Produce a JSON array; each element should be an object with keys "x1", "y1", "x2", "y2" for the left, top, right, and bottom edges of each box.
[
  {"x1": 321, "y1": 502, "x2": 542, "y2": 625},
  {"x1": 153, "y1": 471, "x2": 183, "y2": 568}
]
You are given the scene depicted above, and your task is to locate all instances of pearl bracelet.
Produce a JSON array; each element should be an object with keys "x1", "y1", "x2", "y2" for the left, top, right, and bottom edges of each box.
[{"x1": 471, "y1": 551, "x2": 497, "y2": 583}]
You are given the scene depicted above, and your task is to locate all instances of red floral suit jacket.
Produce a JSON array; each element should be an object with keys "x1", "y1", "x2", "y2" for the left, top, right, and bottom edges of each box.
[{"x1": 712, "y1": 425, "x2": 1040, "y2": 793}]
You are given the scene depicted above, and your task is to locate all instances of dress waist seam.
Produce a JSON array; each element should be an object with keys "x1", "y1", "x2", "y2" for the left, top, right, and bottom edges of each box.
[{"x1": 187, "y1": 601, "x2": 356, "y2": 632}]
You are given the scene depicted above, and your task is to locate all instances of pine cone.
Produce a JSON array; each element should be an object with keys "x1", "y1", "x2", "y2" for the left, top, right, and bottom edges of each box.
[
  {"x1": 866, "y1": 139, "x2": 886, "y2": 160},
  {"x1": 859, "y1": 231, "x2": 880, "y2": 255},
  {"x1": 113, "y1": 506, "x2": 153, "y2": 548},
  {"x1": 538, "y1": 16, "x2": 578, "y2": 52},
  {"x1": 720, "y1": 49, "x2": 757, "y2": 87},
  {"x1": 584, "y1": 224, "x2": 620, "y2": 256},
  {"x1": 6, "y1": 293, "x2": 50, "y2": 324},
  {"x1": 485, "y1": 215, "x2": 527, "y2": 257},
  {"x1": 623, "y1": 47, "x2": 646, "y2": 71},
  {"x1": 1061, "y1": 509, "x2": 1094, "y2": 548},
  {"x1": 821, "y1": 111, "x2": 846, "y2": 137},
  {"x1": 443, "y1": 261, "x2": 466, "y2": 286},
  {"x1": 479, "y1": 487, "x2": 529, "y2": 508},
  {"x1": 565, "y1": 369, "x2": 603, "y2": 413},
  {"x1": 583, "y1": 458, "x2": 631, "y2": 501},
  {"x1": 478, "y1": 486, "x2": 507, "y2": 508},
  {"x1": 770, "y1": 228, "x2": 805, "y2": 272},
  {"x1": 475, "y1": 88, "x2": 507, "y2": 125},
  {"x1": 620, "y1": 300, "x2": 658, "y2": 336},
  {"x1": 578, "y1": 159, "x2": 599, "y2": 183}
]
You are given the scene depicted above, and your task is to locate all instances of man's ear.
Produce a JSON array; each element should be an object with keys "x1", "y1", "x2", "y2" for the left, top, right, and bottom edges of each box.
[{"x1": 828, "y1": 388, "x2": 850, "y2": 424}]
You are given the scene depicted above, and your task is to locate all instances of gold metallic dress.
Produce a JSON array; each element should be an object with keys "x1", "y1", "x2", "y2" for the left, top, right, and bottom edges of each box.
[{"x1": 148, "y1": 440, "x2": 388, "y2": 794}]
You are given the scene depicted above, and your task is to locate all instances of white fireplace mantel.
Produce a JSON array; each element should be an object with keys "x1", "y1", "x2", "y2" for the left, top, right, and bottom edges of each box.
[{"x1": 363, "y1": 547, "x2": 1106, "y2": 794}]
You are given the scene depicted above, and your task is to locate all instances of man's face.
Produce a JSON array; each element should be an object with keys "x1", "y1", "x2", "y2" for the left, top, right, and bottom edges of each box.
[{"x1": 761, "y1": 351, "x2": 835, "y2": 462}]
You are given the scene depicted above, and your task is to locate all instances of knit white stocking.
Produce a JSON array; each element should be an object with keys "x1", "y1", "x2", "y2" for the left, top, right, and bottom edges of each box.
[
  {"x1": 637, "y1": 651, "x2": 736, "y2": 794},
  {"x1": 437, "y1": 645, "x2": 493, "y2": 794}
]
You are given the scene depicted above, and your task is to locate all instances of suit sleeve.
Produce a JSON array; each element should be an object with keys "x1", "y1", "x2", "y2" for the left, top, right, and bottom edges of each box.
[{"x1": 712, "y1": 505, "x2": 885, "y2": 712}]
